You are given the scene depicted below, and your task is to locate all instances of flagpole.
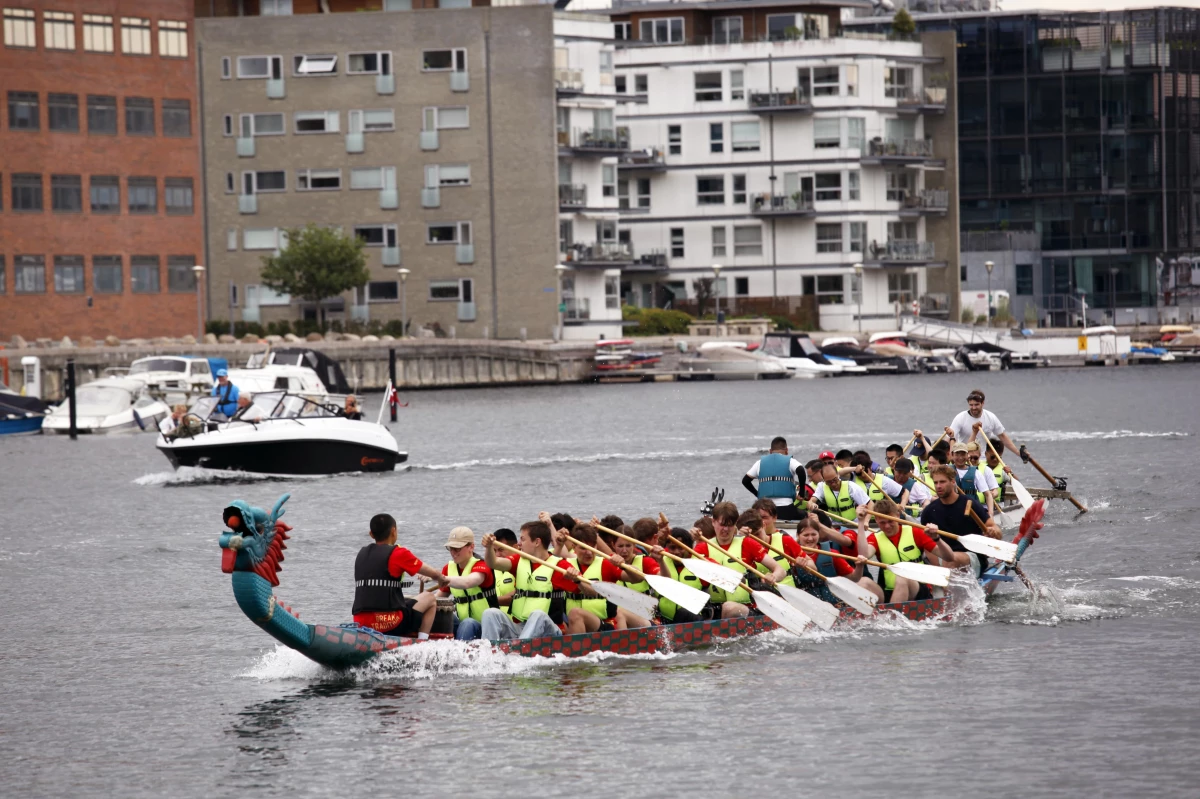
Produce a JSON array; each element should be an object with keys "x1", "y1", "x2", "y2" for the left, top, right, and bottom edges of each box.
[{"x1": 376, "y1": 380, "x2": 391, "y2": 426}]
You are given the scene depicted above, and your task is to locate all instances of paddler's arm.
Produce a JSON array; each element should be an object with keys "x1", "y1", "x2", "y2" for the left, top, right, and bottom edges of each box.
[
  {"x1": 998, "y1": 430, "x2": 1020, "y2": 457},
  {"x1": 922, "y1": 525, "x2": 956, "y2": 562},
  {"x1": 415, "y1": 562, "x2": 449, "y2": 589},
  {"x1": 819, "y1": 521, "x2": 853, "y2": 548},
  {"x1": 481, "y1": 534, "x2": 511, "y2": 572},
  {"x1": 759, "y1": 554, "x2": 786, "y2": 584},
  {"x1": 443, "y1": 571, "x2": 486, "y2": 590},
  {"x1": 742, "y1": 474, "x2": 758, "y2": 497}
]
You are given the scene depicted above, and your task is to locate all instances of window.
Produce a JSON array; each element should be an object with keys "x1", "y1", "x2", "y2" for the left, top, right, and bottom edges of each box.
[
  {"x1": 639, "y1": 17, "x2": 683, "y2": 44},
  {"x1": 11, "y1": 173, "x2": 41, "y2": 211},
  {"x1": 635, "y1": 74, "x2": 648, "y2": 93},
  {"x1": 615, "y1": 75, "x2": 626, "y2": 94},
  {"x1": 48, "y1": 93, "x2": 78, "y2": 132},
  {"x1": 614, "y1": 22, "x2": 630, "y2": 41},
  {"x1": 239, "y1": 112, "x2": 285, "y2": 137},
  {"x1": 426, "y1": 164, "x2": 470, "y2": 187},
  {"x1": 54, "y1": 255, "x2": 84, "y2": 293},
  {"x1": 8, "y1": 91, "x2": 38, "y2": 130},
  {"x1": 161, "y1": 99, "x2": 190, "y2": 137},
  {"x1": 165, "y1": 178, "x2": 193, "y2": 214},
  {"x1": 888, "y1": 220, "x2": 917, "y2": 241},
  {"x1": 813, "y1": 66, "x2": 839, "y2": 97},
  {"x1": 131, "y1": 255, "x2": 160, "y2": 293},
  {"x1": 712, "y1": 226, "x2": 727, "y2": 257},
  {"x1": 599, "y1": 164, "x2": 616, "y2": 198},
  {"x1": 3, "y1": 8, "x2": 35, "y2": 47},
  {"x1": 224, "y1": 172, "x2": 234, "y2": 193},
  {"x1": 815, "y1": 172, "x2": 841, "y2": 201},
  {"x1": 241, "y1": 171, "x2": 285, "y2": 195},
  {"x1": 732, "y1": 174, "x2": 747, "y2": 204},
  {"x1": 845, "y1": 65, "x2": 859, "y2": 97},
  {"x1": 768, "y1": 14, "x2": 800, "y2": 42},
  {"x1": 125, "y1": 97, "x2": 154, "y2": 135},
  {"x1": 814, "y1": 118, "x2": 840, "y2": 149},
  {"x1": 349, "y1": 166, "x2": 395, "y2": 190},
  {"x1": 426, "y1": 222, "x2": 471, "y2": 244},
  {"x1": 222, "y1": 115, "x2": 233, "y2": 136},
  {"x1": 83, "y1": 14, "x2": 112, "y2": 52},
  {"x1": 848, "y1": 171, "x2": 860, "y2": 201},
  {"x1": 668, "y1": 124, "x2": 681, "y2": 155},
  {"x1": 86, "y1": 95, "x2": 116, "y2": 134},
  {"x1": 93, "y1": 255, "x2": 122, "y2": 293},
  {"x1": 429, "y1": 279, "x2": 468, "y2": 301},
  {"x1": 816, "y1": 223, "x2": 843, "y2": 252},
  {"x1": 695, "y1": 72, "x2": 722, "y2": 102},
  {"x1": 816, "y1": 274, "x2": 844, "y2": 304},
  {"x1": 714, "y1": 16, "x2": 743, "y2": 45},
  {"x1": 296, "y1": 168, "x2": 341, "y2": 191},
  {"x1": 226, "y1": 228, "x2": 238, "y2": 251},
  {"x1": 238, "y1": 55, "x2": 282, "y2": 80},
  {"x1": 14, "y1": 255, "x2": 45, "y2": 293},
  {"x1": 244, "y1": 228, "x2": 281, "y2": 250},
  {"x1": 886, "y1": 171, "x2": 913, "y2": 201},
  {"x1": 90, "y1": 176, "x2": 119, "y2": 213},
  {"x1": 0, "y1": 257, "x2": 5, "y2": 293},
  {"x1": 885, "y1": 67, "x2": 913, "y2": 99},
  {"x1": 559, "y1": 219, "x2": 572, "y2": 253},
  {"x1": 221, "y1": 56, "x2": 231, "y2": 79},
  {"x1": 731, "y1": 120, "x2": 760, "y2": 152},
  {"x1": 888, "y1": 272, "x2": 917, "y2": 303},
  {"x1": 1016, "y1": 263, "x2": 1034, "y2": 296},
  {"x1": 632, "y1": 177, "x2": 651, "y2": 209},
  {"x1": 167, "y1": 255, "x2": 196, "y2": 293},
  {"x1": 294, "y1": 111, "x2": 339, "y2": 134},
  {"x1": 735, "y1": 276, "x2": 749, "y2": 296},
  {"x1": 350, "y1": 108, "x2": 395, "y2": 132},
  {"x1": 847, "y1": 117, "x2": 865, "y2": 150},
  {"x1": 43, "y1": 10, "x2": 74, "y2": 50},
  {"x1": 368, "y1": 281, "x2": 398, "y2": 302},
  {"x1": 600, "y1": 50, "x2": 613, "y2": 81},
  {"x1": 730, "y1": 69, "x2": 744, "y2": 100},
  {"x1": 423, "y1": 48, "x2": 466, "y2": 72},
  {"x1": 158, "y1": 20, "x2": 187, "y2": 58},
  {"x1": 425, "y1": 107, "x2": 468, "y2": 133},
  {"x1": 697, "y1": 176, "x2": 725, "y2": 205},
  {"x1": 709, "y1": 122, "x2": 723, "y2": 153},
  {"x1": 120, "y1": 17, "x2": 150, "y2": 55},
  {"x1": 605, "y1": 275, "x2": 620, "y2": 310},
  {"x1": 261, "y1": 0, "x2": 294, "y2": 14},
  {"x1": 849, "y1": 221, "x2": 867, "y2": 253},
  {"x1": 127, "y1": 177, "x2": 156, "y2": 214},
  {"x1": 293, "y1": 53, "x2": 337, "y2": 76},
  {"x1": 733, "y1": 225, "x2": 762, "y2": 256},
  {"x1": 348, "y1": 51, "x2": 392, "y2": 76},
  {"x1": 51, "y1": 174, "x2": 82, "y2": 212},
  {"x1": 670, "y1": 228, "x2": 684, "y2": 258}
]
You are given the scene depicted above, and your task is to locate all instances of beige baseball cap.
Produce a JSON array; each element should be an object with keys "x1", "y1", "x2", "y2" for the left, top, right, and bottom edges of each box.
[
  {"x1": 965, "y1": 441, "x2": 980, "y2": 452},
  {"x1": 443, "y1": 526, "x2": 475, "y2": 550},
  {"x1": 951, "y1": 442, "x2": 969, "y2": 454}
]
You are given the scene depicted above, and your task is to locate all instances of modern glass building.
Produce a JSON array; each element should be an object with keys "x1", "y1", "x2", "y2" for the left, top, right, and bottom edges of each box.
[{"x1": 849, "y1": 7, "x2": 1200, "y2": 325}]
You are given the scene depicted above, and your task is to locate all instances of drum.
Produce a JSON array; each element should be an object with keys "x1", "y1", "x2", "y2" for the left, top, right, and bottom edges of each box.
[{"x1": 432, "y1": 596, "x2": 456, "y2": 634}]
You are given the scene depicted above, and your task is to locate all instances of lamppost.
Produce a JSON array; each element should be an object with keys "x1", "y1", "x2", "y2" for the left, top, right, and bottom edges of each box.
[
  {"x1": 984, "y1": 260, "x2": 994, "y2": 328},
  {"x1": 1109, "y1": 266, "x2": 1119, "y2": 323},
  {"x1": 711, "y1": 263, "x2": 722, "y2": 325},
  {"x1": 397, "y1": 267, "x2": 410, "y2": 338},
  {"x1": 853, "y1": 262, "x2": 863, "y2": 334},
  {"x1": 555, "y1": 263, "x2": 568, "y2": 341},
  {"x1": 1078, "y1": 287, "x2": 1088, "y2": 327},
  {"x1": 191, "y1": 264, "x2": 206, "y2": 340}
]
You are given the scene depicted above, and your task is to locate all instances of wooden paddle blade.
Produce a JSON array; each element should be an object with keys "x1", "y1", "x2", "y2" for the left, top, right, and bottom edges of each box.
[
  {"x1": 683, "y1": 558, "x2": 744, "y2": 593},
  {"x1": 589, "y1": 582, "x2": 659, "y2": 621},
  {"x1": 959, "y1": 533, "x2": 1019, "y2": 564},
  {"x1": 827, "y1": 576, "x2": 878, "y2": 615},
  {"x1": 645, "y1": 574, "x2": 709, "y2": 615},
  {"x1": 885, "y1": 561, "x2": 950, "y2": 587},
  {"x1": 1010, "y1": 476, "x2": 1035, "y2": 510},
  {"x1": 751, "y1": 591, "x2": 812, "y2": 636},
  {"x1": 774, "y1": 583, "x2": 840, "y2": 631}
]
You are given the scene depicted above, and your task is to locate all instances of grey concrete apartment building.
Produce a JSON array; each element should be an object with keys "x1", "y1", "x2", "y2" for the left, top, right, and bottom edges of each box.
[{"x1": 196, "y1": 6, "x2": 559, "y2": 339}]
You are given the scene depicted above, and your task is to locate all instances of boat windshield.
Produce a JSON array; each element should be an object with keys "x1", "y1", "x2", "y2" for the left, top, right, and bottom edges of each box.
[
  {"x1": 75, "y1": 386, "x2": 132, "y2": 413},
  {"x1": 187, "y1": 396, "x2": 220, "y2": 419},
  {"x1": 130, "y1": 359, "x2": 187, "y2": 374},
  {"x1": 271, "y1": 394, "x2": 337, "y2": 419}
]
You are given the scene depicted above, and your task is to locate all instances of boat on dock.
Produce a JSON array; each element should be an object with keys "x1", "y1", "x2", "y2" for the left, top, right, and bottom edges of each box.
[
  {"x1": 42, "y1": 376, "x2": 170, "y2": 434},
  {"x1": 678, "y1": 341, "x2": 792, "y2": 380},
  {"x1": 0, "y1": 383, "x2": 49, "y2": 435}
]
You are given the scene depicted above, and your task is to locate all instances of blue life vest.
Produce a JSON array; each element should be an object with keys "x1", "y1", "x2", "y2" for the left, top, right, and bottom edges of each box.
[
  {"x1": 956, "y1": 465, "x2": 986, "y2": 502},
  {"x1": 757, "y1": 453, "x2": 796, "y2": 500},
  {"x1": 815, "y1": 541, "x2": 842, "y2": 578}
]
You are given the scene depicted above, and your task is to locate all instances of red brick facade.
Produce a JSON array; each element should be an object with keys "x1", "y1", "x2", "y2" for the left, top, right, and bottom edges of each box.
[{"x1": 0, "y1": 1, "x2": 204, "y2": 340}]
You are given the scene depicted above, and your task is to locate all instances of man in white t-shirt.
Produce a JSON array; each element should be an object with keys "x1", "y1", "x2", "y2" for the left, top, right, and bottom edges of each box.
[{"x1": 946, "y1": 389, "x2": 1020, "y2": 456}]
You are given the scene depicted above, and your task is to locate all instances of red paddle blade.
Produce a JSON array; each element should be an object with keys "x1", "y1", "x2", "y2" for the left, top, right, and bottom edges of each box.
[{"x1": 1015, "y1": 499, "x2": 1046, "y2": 545}]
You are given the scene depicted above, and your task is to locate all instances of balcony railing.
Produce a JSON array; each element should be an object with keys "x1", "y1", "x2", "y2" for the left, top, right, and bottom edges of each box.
[
  {"x1": 751, "y1": 191, "x2": 814, "y2": 215},
  {"x1": 961, "y1": 231, "x2": 1042, "y2": 252},
  {"x1": 554, "y1": 67, "x2": 584, "y2": 92},
  {"x1": 867, "y1": 138, "x2": 935, "y2": 158},
  {"x1": 619, "y1": 147, "x2": 666, "y2": 169},
  {"x1": 633, "y1": 250, "x2": 667, "y2": 269},
  {"x1": 902, "y1": 189, "x2": 949, "y2": 210},
  {"x1": 559, "y1": 183, "x2": 587, "y2": 208},
  {"x1": 238, "y1": 194, "x2": 257, "y2": 214},
  {"x1": 894, "y1": 84, "x2": 949, "y2": 108},
  {"x1": 871, "y1": 239, "x2": 936, "y2": 262},
  {"x1": 564, "y1": 242, "x2": 633, "y2": 263},
  {"x1": 558, "y1": 126, "x2": 630, "y2": 152},
  {"x1": 450, "y1": 70, "x2": 469, "y2": 92},
  {"x1": 748, "y1": 88, "x2": 810, "y2": 112}
]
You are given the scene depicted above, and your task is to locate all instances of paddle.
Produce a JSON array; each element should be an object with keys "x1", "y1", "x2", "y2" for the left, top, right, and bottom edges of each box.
[
  {"x1": 867, "y1": 510, "x2": 1018, "y2": 564},
  {"x1": 982, "y1": 436, "x2": 1035, "y2": 512},
  {"x1": 564, "y1": 535, "x2": 710, "y2": 616},
  {"x1": 753, "y1": 538, "x2": 879, "y2": 616},
  {"x1": 797, "y1": 543, "x2": 951, "y2": 588},
  {"x1": 1021, "y1": 447, "x2": 1088, "y2": 513},
  {"x1": 593, "y1": 522, "x2": 746, "y2": 594},
  {"x1": 490, "y1": 541, "x2": 658, "y2": 621}
]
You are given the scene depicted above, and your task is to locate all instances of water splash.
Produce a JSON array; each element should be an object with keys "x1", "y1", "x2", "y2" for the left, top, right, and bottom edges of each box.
[
  {"x1": 416, "y1": 446, "x2": 761, "y2": 472},
  {"x1": 134, "y1": 467, "x2": 329, "y2": 486}
]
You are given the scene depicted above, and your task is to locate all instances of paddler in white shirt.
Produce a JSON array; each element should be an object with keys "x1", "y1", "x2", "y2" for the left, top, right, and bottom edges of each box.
[
  {"x1": 948, "y1": 389, "x2": 1020, "y2": 456},
  {"x1": 807, "y1": 463, "x2": 871, "y2": 526}
]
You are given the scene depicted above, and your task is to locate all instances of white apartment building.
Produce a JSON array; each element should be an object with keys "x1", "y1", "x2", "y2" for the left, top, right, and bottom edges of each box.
[{"x1": 610, "y1": 1, "x2": 960, "y2": 331}]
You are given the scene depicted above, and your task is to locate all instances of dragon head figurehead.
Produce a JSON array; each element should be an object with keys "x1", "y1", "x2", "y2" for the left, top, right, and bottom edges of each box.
[{"x1": 219, "y1": 493, "x2": 291, "y2": 586}]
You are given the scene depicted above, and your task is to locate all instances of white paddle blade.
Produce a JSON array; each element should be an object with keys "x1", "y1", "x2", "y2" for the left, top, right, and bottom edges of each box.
[
  {"x1": 959, "y1": 533, "x2": 1019, "y2": 564},
  {"x1": 885, "y1": 561, "x2": 950, "y2": 588},
  {"x1": 996, "y1": 510, "x2": 1020, "y2": 529},
  {"x1": 1010, "y1": 476, "x2": 1035, "y2": 510},
  {"x1": 827, "y1": 576, "x2": 878, "y2": 616},
  {"x1": 775, "y1": 583, "x2": 840, "y2": 631},
  {"x1": 645, "y1": 574, "x2": 710, "y2": 615},
  {"x1": 751, "y1": 591, "x2": 812, "y2": 636},
  {"x1": 683, "y1": 558, "x2": 744, "y2": 594},
  {"x1": 589, "y1": 582, "x2": 659, "y2": 621}
]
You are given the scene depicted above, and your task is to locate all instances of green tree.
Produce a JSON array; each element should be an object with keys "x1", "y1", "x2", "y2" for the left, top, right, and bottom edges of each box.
[
  {"x1": 892, "y1": 8, "x2": 916, "y2": 37},
  {"x1": 259, "y1": 224, "x2": 369, "y2": 325}
]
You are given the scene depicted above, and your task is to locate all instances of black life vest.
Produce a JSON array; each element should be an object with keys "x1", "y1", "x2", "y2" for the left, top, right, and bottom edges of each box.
[{"x1": 352, "y1": 544, "x2": 407, "y2": 615}]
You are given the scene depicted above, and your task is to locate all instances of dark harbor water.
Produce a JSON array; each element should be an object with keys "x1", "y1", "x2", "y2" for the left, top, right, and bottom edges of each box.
[{"x1": 2, "y1": 366, "x2": 1198, "y2": 798}]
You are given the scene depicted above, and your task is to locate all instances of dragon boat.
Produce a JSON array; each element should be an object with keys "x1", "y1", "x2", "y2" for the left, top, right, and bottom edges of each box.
[{"x1": 219, "y1": 494, "x2": 1041, "y2": 670}]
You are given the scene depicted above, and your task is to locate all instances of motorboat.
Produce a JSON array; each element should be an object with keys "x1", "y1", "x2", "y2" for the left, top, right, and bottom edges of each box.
[
  {"x1": 594, "y1": 339, "x2": 663, "y2": 372},
  {"x1": 42, "y1": 376, "x2": 170, "y2": 434},
  {"x1": 157, "y1": 390, "x2": 405, "y2": 475},
  {"x1": 117, "y1": 355, "x2": 223, "y2": 405},
  {"x1": 251, "y1": 348, "x2": 352, "y2": 393},
  {"x1": 678, "y1": 342, "x2": 791, "y2": 380},
  {"x1": 759, "y1": 332, "x2": 845, "y2": 377},
  {"x1": 818, "y1": 336, "x2": 919, "y2": 375},
  {"x1": 226, "y1": 363, "x2": 329, "y2": 397},
  {"x1": 0, "y1": 382, "x2": 49, "y2": 435}
]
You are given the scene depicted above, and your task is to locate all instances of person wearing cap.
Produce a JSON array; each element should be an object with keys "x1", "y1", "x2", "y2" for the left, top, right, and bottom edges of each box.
[
  {"x1": 967, "y1": 441, "x2": 1001, "y2": 509},
  {"x1": 742, "y1": 436, "x2": 805, "y2": 521},
  {"x1": 949, "y1": 441, "x2": 996, "y2": 515},
  {"x1": 948, "y1": 390, "x2": 1020, "y2": 456},
  {"x1": 210, "y1": 369, "x2": 240, "y2": 419},
  {"x1": 439, "y1": 526, "x2": 499, "y2": 641}
]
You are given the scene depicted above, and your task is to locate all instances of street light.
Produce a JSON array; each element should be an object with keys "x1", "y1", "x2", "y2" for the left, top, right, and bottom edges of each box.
[
  {"x1": 711, "y1": 263, "x2": 723, "y2": 325},
  {"x1": 555, "y1": 263, "x2": 568, "y2": 341},
  {"x1": 191, "y1": 264, "x2": 206, "y2": 340},
  {"x1": 397, "y1": 267, "x2": 410, "y2": 338},
  {"x1": 853, "y1": 262, "x2": 864, "y2": 334},
  {"x1": 1109, "y1": 266, "x2": 1119, "y2": 322},
  {"x1": 984, "y1": 260, "x2": 995, "y2": 328}
]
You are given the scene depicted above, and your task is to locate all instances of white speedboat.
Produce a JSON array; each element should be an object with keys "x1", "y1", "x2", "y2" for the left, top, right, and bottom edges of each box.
[
  {"x1": 759, "y1": 332, "x2": 846, "y2": 377},
  {"x1": 42, "y1": 376, "x2": 169, "y2": 434},
  {"x1": 122, "y1": 355, "x2": 219, "y2": 405},
  {"x1": 678, "y1": 342, "x2": 792, "y2": 380},
  {"x1": 157, "y1": 390, "x2": 405, "y2": 475}
]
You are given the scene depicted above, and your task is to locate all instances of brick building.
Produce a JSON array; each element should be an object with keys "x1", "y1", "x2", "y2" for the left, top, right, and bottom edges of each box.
[{"x1": 0, "y1": 1, "x2": 203, "y2": 341}]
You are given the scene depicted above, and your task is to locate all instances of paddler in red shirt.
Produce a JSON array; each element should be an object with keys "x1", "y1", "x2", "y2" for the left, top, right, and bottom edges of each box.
[
  {"x1": 352, "y1": 513, "x2": 449, "y2": 640},
  {"x1": 481, "y1": 520, "x2": 582, "y2": 641},
  {"x1": 857, "y1": 499, "x2": 955, "y2": 603},
  {"x1": 556, "y1": 523, "x2": 657, "y2": 633},
  {"x1": 697, "y1": 501, "x2": 787, "y2": 617},
  {"x1": 438, "y1": 526, "x2": 498, "y2": 642}
]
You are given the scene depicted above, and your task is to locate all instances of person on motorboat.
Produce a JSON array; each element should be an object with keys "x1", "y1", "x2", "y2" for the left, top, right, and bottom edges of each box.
[
  {"x1": 342, "y1": 395, "x2": 363, "y2": 420},
  {"x1": 921, "y1": 465, "x2": 1000, "y2": 577},
  {"x1": 231, "y1": 394, "x2": 268, "y2": 422},
  {"x1": 807, "y1": 463, "x2": 871, "y2": 525},
  {"x1": 438, "y1": 526, "x2": 499, "y2": 642},
  {"x1": 859, "y1": 500, "x2": 954, "y2": 604},
  {"x1": 742, "y1": 436, "x2": 804, "y2": 521},
  {"x1": 481, "y1": 520, "x2": 582, "y2": 641},
  {"x1": 210, "y1": 369, "x2": 239, "y2": 419},
  {"x1": 352, "y1": 513, "x2": 448, "y2": 640},
  {"x1": 159, "y1": 404, "x2": 188, "y2": 437},
  {"x1": 948, "y1": 389, "x2": 1021, "y2": 456}
]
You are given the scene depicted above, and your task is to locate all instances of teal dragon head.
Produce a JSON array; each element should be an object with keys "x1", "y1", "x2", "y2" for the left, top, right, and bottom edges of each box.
[{"x1": 219, "y1": 493, "x2": 291, "y2": 586}]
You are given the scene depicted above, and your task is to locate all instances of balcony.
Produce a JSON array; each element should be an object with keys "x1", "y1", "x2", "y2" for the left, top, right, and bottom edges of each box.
[
  {"x1": 628, "y1": 249, "x2": 667, "y2": 273},
  {"x1": 747, "y1": 88, "x2": 811, "y2": 114},
  {"x1": 450, "y1": 70, "x2": 469, "y2": 92},
  {"x1": 900, "y1": 189, "x2": 949, "y2": 214},
  {"x1": 555, "y1": 68, "x2": 584, "y2": 93},
  {"x1": 351, "y1": 304, "x2": 370, "y2": 324},
  {"x1": 456, "y1": 243, "x2": 474, "y2": 264},
  {"x1": 420, "y1": 130, "x2": 438, "y2": 151},
  {"x1": 379, "y1": 189, "x2": 398, "y2": 210},
  {"x1": 867, "y1": 239, "x2": 936, "y2": 264},
  {"x1": 751, "y1": 191, "x2": 814, "y2": 217},
  {"x1": 961, "y1": 231, "x2": 1042, "y2": 252},
  {"x1": 266, "y1": 78, "x2": 285, "y2": 99},
  {"x1": 861, "y1": 137, "x2": 937, "y2": 165},
  {"x1": 894, "y1": 80, "x2": 948, "y2": 113},
  {"x1": 376, "y1": 74, "x2": 395, "y2": 95},
  {"x1": 382, "y1": 246, "x2": 401, "y2": 267},
  {"x1": 236, "y1": 137, "x2": 255, "y2": 157},
  {"x1": 422, "y1": 187, "x2": 440, "y2": 208},
  {"x1": 238, "y1": 194, "x2": 257, "y2": 214},
  {"x1": 458, "y1": 301, "x2": 476, "y2": 322},
  {"x1": 558, "y1": 126, "x2": 630, "y2": 155},
  {"x1": 559, "y1": 183, "x2": 587, "y2": 210},
  {"x1": 618, "y1": 147, "x2": 667, "y2": 171},
  {"x1": 563, "y1": 241, "x2": 633, "y2": 266},
  {"x1": 346, "y1": 133, "x2": 364, "y2": 154}
]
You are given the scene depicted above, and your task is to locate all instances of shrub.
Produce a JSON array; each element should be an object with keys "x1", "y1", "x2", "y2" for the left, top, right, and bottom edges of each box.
[
  {"x1": 622, "y1": 305, "x2": 693, "y2": 335},
  {"x1": 961, "y1": 308, "x2": 976, "y2": 325}
]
